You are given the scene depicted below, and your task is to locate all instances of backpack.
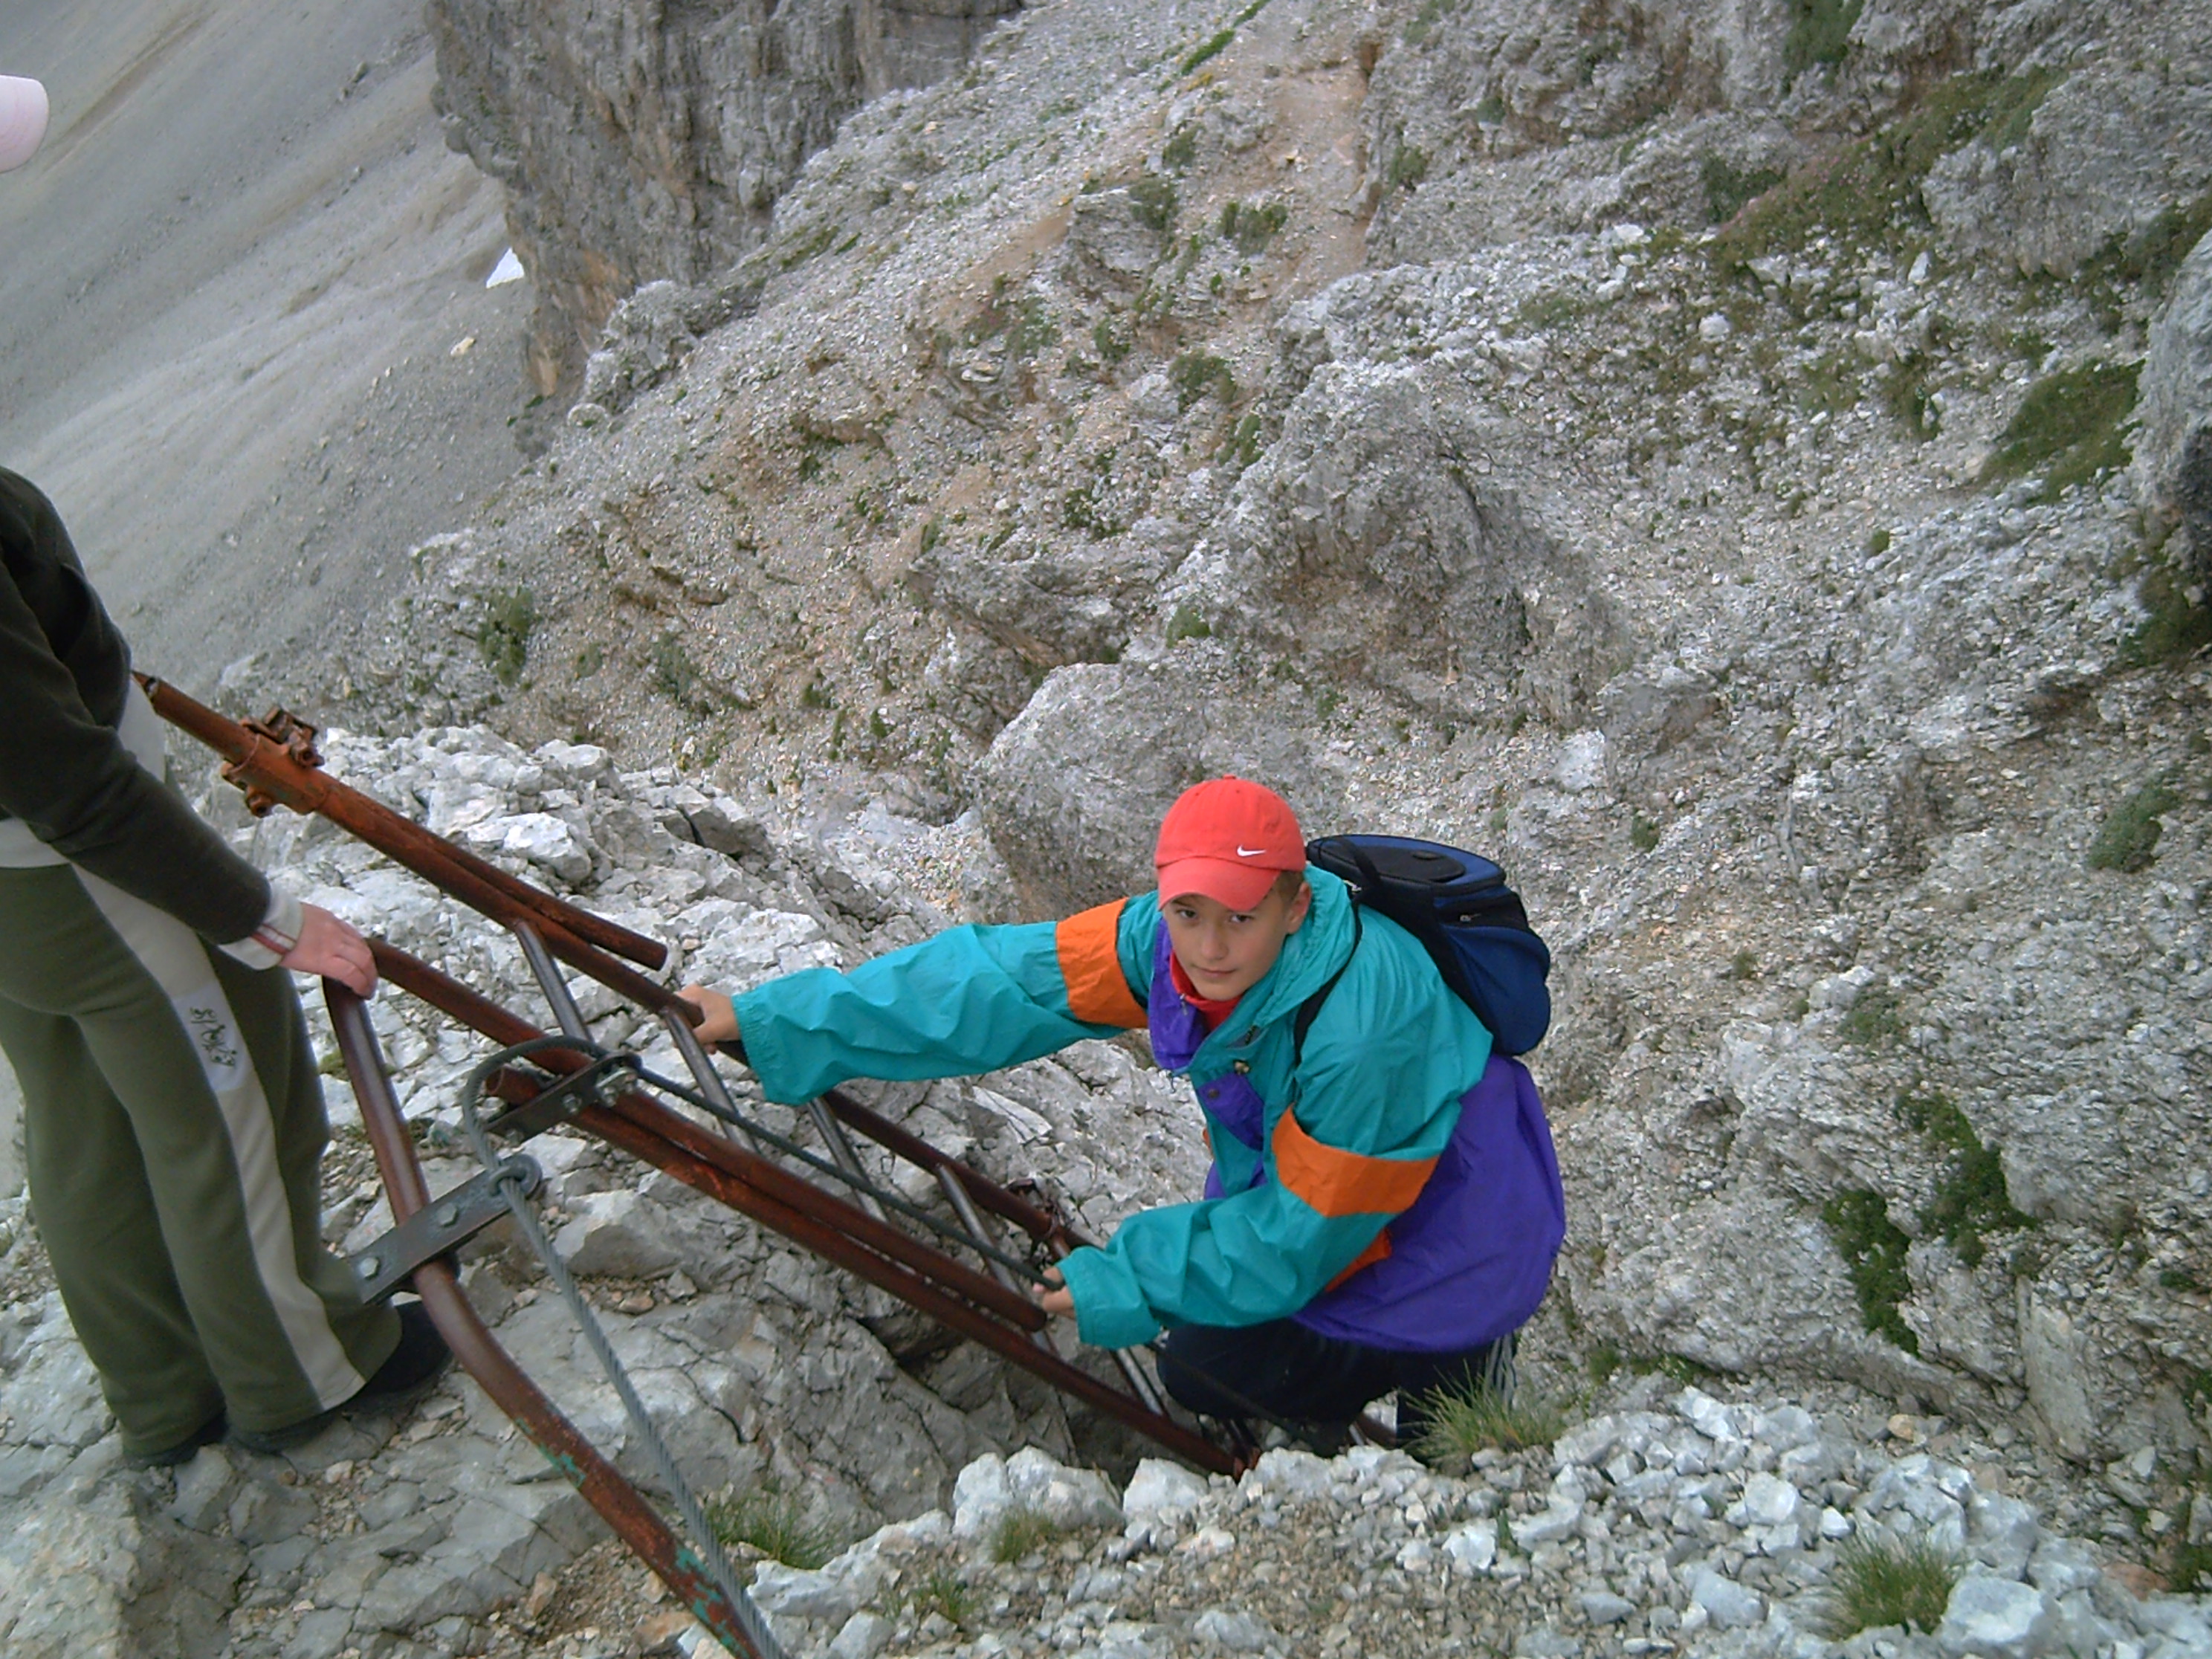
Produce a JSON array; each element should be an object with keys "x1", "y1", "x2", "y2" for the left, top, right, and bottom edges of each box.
[{"x1": 1295, "y1": 835, "x2": 1552, "y2": 1057}]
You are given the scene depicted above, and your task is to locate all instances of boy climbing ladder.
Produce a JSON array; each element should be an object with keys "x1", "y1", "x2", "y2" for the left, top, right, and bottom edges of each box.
[{"x1": 681, "y1": 777, "x2": 1565, "y2": 1440}]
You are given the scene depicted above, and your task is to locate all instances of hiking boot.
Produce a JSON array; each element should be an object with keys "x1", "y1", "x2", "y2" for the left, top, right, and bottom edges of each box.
[
  {"x1": 124, "y1": 1409, "x2": 227, "y2": 1469},
  {"x1": 230, "y1": 1302, "x2": 452, "y2": 1455}
]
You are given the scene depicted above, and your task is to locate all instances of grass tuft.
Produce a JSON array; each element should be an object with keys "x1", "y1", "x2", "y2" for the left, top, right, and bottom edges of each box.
[
  {"x1": 990, "y1": 1507, "x2": 1064, "y2": 1564},
  {"x1": 1166, "y1": 605, "x2": 1213, "y2": 644},
  {"x1": 1701, "y1": 155, "x2": 1785, "y2": 224},
  {"x1": 1410, "y1": 1374, "x2": 1565, "y2": 1464},
  {"x1": 1128, "y1": 173, "x2": 1180, "y2": 234},
  {"x1": 1814, "y1": 1530, "x2": 1962, "y2": 1637},
  {"x1": 703, "y1": 1478, "x2": 840, "y2": 1570},
  {"x1": 902, "y1": 1565, "x2": 974, "y2": 1629}
]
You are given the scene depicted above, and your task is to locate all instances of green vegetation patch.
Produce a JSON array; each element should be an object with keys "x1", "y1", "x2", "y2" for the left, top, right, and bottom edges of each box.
[
  {"x1": 1219, "y1": 198, "x2": 1289, "y2": 255},
  {"x1": 1715, "y1": 68, "x2": 2063, "y2": 271},
  {"x1": 1009, "y1": 296, "x2": 1059, "y2": 358},
  {"x1": 475, "y1": 586, "x2": 537, "y2": 685},
  {"x1": 1823, "y1": 1189, "x2": 1918, "y2": 1352},
  {"x1": 1128, "y1": 172, "x2": 1180, "y2": 234},
  {"x1": 1091, "y1": 317, "x2": 1131, "y2": 366},
  {"x1": 1882, "y1": 352, "x2": 1941, "y2": 440},
  {"x1": 1180, "y1": 0, "x2": 1272, "y2": 71},
  {"x1": 902, "y1": 1565, "x2": 975, "y2": 1629},
  {"x1": 1840, "y1": 984, "x2": 1904, "y2": 1046},
  {"x1": 1982, "y1": 360, "x2": 2139, "y2": 502},
  {"x1": 1225, "y1": 411, "x2": 1266, "y2": 472},
  {"x1": 1587, "y1": 1344, "x2": 1724, "y2": 1387},
  {"x1": 1161, "y1": 124, "x2": 1198, "y2": 172},
  {"x1": 1403, "y1": 0, "x2": 1463, "y2": 45},
  {"x1": 1170, "y1": 349, "x2": 1238, "y2": 410},
  {"x1": 2118, "y1": 556, "x2": 2212, "y2": 669},
  {"x1": 1899, "y1": 1088, "x2": 2035, "y2": 1268},
  {"x1": 991, "y1": 1507, "x2": 1065, "y2": 1564},
  {"x1": 2087, "y1": 776, "x2": 2182, "y2": 873},
  {"x1": 1061, "y1": 479, "x2": 1126, "y2": 538},
  {"x1": 1814, "y1": 1531, "x2": 1962, "y2": 1637},
  {"x1": 1701, "y1": 156, "x2": 1786, "y2": 225},
  {"x1": 704, "y1": 1478, "x2": 840, "y2": 1569},
  {"x1": 1515, "y1": 288, "x2": 1590, "y2": 333},
  {"x1": 649, "y1": 635, "x2": 711, "y2": 707},
  {"x1": 2077, "y1": 193, "x2": 2212, "y2": 314},
  {"x1": 1166, "y1": 605, "x2": 1213, "y2": 644},
  {"x1": 1783, "y1": 0, "x2": 1863, "y2": 81},
  {"x1": 1387, "y1": 143, "x2": 1430, "y2": 190},
  {"x1": 1411, "y1": 1374, "x2": 1565, "y2": 1466}
]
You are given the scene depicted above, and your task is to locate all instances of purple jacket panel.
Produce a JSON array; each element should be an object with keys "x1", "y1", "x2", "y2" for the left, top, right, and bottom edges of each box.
[
  {"x1": 1290, "y1": 1055, "x2": 1564, "y2": 1353},
  {"x1": 1153, "y1": 928, "x2": 1563, "y2": 1352}
]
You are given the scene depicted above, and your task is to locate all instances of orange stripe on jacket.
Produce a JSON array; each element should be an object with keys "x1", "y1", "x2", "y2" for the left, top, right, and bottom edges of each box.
[
  {"x1": 1055, "y1": 900, "x2": 1148, "y2": 1028},
  {"x1": 1325, "y1": 1229, "x2": 1392, "y2": 1290},
  {"x1": 1272, "y1": 1108, "x2": 1438, "y2": 1217}
]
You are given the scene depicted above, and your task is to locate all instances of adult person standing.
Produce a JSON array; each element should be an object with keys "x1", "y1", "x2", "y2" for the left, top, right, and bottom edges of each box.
[{"x1": 1, "y1": 74, "x2": 444, "y2": 1464}]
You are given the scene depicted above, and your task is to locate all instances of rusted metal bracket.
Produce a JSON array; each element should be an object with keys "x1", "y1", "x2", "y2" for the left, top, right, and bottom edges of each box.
[
  {"x1": 485, "y1": 1052, "x2": 641, "y2": 1143},
  {"x1": 228, "y1": 707, "x2": 323, "y2": 815},
  {"x1": 346, "y1": 1154, "x2": 543, "y2": 1305}
]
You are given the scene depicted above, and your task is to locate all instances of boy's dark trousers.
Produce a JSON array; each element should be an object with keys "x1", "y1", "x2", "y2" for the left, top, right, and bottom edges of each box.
[{"x1": 1157, "y1": 1319, "x2": 1516, "y2": 1444}]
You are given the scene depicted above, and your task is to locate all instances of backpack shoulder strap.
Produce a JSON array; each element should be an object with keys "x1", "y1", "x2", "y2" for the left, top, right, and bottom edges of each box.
[{"x1": 1291, "y1": 907, "x2": 1362, "y2": 1073}]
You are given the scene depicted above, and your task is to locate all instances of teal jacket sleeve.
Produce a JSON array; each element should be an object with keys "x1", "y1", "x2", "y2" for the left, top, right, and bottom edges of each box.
[
  {"x1": 733, "y1": 900, "x2": 1151, "y2": 1105},
  {"x1": 1058, "y1": 923, "x2": 1491, "y2": 1349}
]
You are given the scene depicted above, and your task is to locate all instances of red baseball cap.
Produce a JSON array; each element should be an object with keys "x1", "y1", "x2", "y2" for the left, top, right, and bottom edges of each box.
[{"x1": 1155, "y1": 777, "x2": 1305, "y2": 910}]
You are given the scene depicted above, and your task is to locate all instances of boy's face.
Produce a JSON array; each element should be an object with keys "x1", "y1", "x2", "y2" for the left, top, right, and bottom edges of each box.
[{"x1": 1160, "y1": 879, "x2": 1311, "y2": 1003}]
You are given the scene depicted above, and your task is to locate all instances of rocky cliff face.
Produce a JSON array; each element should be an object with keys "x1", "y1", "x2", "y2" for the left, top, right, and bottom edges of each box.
[
  {"x1": 346, "y1": 0, "x2": 2211, "y2": 1561},
  {"x1": 427, "y1": 0, "x2": 1018, "y2": 393}
]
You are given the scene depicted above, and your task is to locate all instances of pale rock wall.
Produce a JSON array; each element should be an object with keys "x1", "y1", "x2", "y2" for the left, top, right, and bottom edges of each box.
[{"x1": 427, "y1": 0, "x2": 1018, "y2": 393}]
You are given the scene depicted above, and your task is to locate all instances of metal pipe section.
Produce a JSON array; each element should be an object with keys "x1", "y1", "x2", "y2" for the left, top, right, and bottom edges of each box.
[
  {"x1": 511, "y1": 919, "x2": 592, "y2": 1041},
  {"x1": 659, "y1": 1007, "x2": 760, "y2": 1151},
  {"x1": 325, "y1": 985, "x2": 769, "y2": 1657},
  {"x1": 818, "y1": 1087, "x2": 1076, "y2": 1246},
  {"x1": 141, "y1": 673, "x2": 667, "y2": 971},
  {"x1": 811, "y1": 1100, "x2": 887, "y2": 1223}
]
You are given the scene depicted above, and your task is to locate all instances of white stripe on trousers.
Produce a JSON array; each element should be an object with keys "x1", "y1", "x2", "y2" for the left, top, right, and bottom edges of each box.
[{"x1": 71, "y1": 866, "x2": 364, "y2": 1409}]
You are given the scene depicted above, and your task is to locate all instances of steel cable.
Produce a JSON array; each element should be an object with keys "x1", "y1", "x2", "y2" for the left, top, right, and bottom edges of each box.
[{"x1": 453, "y1": 1038, "x2": 791, "y2": 1659}]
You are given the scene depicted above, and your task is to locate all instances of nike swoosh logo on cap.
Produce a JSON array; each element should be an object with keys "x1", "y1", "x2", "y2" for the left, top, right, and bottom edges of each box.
[{"x1": 1236, "y1": 845, "x2": 1266, "y2": 857}]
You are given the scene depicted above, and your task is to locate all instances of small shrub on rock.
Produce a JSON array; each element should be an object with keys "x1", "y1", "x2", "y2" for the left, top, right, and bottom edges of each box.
[{"x1": 2087, "y1": 777, "x2": 2181, "y2": 872}]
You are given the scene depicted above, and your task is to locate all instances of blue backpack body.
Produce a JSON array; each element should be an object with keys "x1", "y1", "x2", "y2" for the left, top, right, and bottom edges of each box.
[{"x1": 1304, "y1": 834, "x2": 1552, "y2": 1055}]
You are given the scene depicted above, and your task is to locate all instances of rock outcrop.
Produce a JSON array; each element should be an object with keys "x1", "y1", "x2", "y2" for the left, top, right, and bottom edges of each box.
[{"x1": 427, "y1": 0, "x2": 1019, "y2": 392}]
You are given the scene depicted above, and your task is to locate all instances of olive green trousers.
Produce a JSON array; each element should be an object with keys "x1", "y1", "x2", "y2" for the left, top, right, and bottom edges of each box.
[{"x1": 0, "y1": 863, "x2": 395, "y2": 1455}]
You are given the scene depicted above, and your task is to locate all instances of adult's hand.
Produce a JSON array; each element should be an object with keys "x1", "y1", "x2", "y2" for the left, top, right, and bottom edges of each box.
[
  {"x1": 1032, "y1": 1263, "x2": 1075, "y2": 1319},
  {"x1": 676, "y1": 984, "x2": 739, "y2": 1044},
  {"x1": 282, "y1": 903, "x2": 377, "y2": 995}
]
